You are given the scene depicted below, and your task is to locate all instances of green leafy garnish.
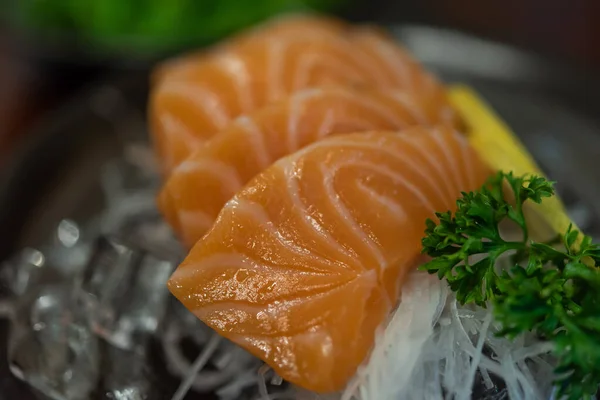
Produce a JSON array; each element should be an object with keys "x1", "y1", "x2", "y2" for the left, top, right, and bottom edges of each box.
[{"x1": 420, "y1": 171, "x2": 600, "y2": 399}]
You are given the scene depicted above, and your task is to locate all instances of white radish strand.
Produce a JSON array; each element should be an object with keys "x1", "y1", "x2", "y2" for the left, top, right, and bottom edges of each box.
[
  {"x1": 172, "y1": 333, "x2": 221, "y2": 400},
  {"x1": 258, "y1": 364, "x2": 271, "y2": 400},
  {"x1": 333, "y1": 276, "x2": 557, "y2": 400},
  {"x1": 341, "y1": 272, "x2": 446, "y2": 400},
  {"x1": 461, "y1": 312, "x2": 493, "y2": 400}
]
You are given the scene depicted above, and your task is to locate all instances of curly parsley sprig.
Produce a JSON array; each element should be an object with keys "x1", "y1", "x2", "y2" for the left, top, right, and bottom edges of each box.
[{"x1": 419, "y1": 171, "x2": 600, "y2": 399}]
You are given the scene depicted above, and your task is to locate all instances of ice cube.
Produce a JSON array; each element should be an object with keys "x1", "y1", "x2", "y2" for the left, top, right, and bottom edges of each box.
[
  {"x1": 117, "y1": 252, "x2": 174, "y2": 334},
  {"x1": 1, "y1": 248, "x2": 46, "y2": 296},
  {"x1": 104, "y1": 204, "x2": 183, "y2": 261},
  {"x1": 1, "y1": 220, "x2": 93, "y2": 300},
  {"x1": 100, "y1": 156, "x2": 159, "y2": 203},
  {"x1": 97, "y1": 149, "x2": 183, "y2": 259},
  {"x1": 56, "y1": 219, "x2": 81, "y2": 248},
  {"x1": 45, "y1": 219, "x2": 93, "y2": 277},
  {"x1": 98, "y1": 153, "x2": 159, "y2": 239},
  {"x1": 81, "y1": 236, "x2": 175, "y2": 350},
  {"x1": 8, "y1": 284, "x2": 100, "y2": 400},
  {"x1": 100, "y1": 344, "x2": 160, "y2": 400},
  {"x1": 98, "y1": 169, "x2": 182, "y2": 259}
]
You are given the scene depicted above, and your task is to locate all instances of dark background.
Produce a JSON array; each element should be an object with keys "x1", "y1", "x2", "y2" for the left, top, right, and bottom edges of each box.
[
  {"x1": 359, "y1": 0, "x2": 598, "y2": 69},
  {"x1": 0, "y1": 0, "x2": 597, "y2": 170}
]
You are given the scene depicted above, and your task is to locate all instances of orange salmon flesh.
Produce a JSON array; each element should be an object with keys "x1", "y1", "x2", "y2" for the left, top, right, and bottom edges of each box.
[{"x1": 167, "y1": 127, "x2": 491, "y2": 392}]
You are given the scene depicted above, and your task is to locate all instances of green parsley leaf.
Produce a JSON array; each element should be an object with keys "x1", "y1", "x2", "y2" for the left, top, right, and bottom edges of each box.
[{"x1": 419, "y1": 171, "x2": 600, "y2": 399}]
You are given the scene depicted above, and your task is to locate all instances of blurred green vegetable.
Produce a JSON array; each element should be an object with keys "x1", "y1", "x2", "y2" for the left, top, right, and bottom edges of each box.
[{"x1": 15, "y1": 0, "x2": 348, "y2": 55}]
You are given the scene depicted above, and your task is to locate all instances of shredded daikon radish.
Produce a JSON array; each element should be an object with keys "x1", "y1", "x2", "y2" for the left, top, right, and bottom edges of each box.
[
  {"x1": 216, "y1": 369, "x2": 258, "y2": 400},
  {"x1": 172, "y1": 333, "x2": 221, "y2": 400},
  {"x1": 334, "y1": 274, "x2": 557, "y2": 400},
  {"x1": 461, "y1": 312, "x2": 493, "y2": 400},
  {"x1": 341, "y1": 272, "x2": 446, "y2": 400},
  {"x1": 401, "y1": 296, "x2": 555, "y2": 400},
  {"x1": 258, "y1": 364, "x2": 272, "y2": 400}
]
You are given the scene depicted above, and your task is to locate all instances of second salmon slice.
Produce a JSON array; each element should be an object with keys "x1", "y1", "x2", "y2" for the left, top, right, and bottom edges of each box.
[{"x1": 158, "y1": 86, "x2": 459, "y2": 247}]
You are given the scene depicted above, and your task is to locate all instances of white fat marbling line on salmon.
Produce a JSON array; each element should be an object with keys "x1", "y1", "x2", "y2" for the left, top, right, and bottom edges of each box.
[
  {"x1": 330, "y1": 116, "x2": 382, "y2": 133},
  {"x1": 220, "y1": 269, "x2": 379, "y2": 352},
  {"x1": 357, "y1": 140, "x2": 452, "y2": 206},
  {"x1": 290, "y1": 91, "x2": 398, "y2": 136},
  {"x1": 159, "y1": 80, "x2": 230, "y2": 130},
  {"x1": 177, "y1": 209, "x2": 214, "y2": 240},
  {"x1": 335, "y1": 89, "x2": 413, "y2": 128},
  {"x1": 196, "y1": 292, "x2": 352, "y2": 332},
  {"x1": 377, "y1": 43, "x2": 416, "y2": 90},
  {"x1": 447, "y1": 127, "x2": 477, "y2": 192},
  {"x1": 194, "y1": 300, "x2": 271, "y2": 320},
  {"x1": 175, "y1": 158, "x2": 243, "y2": 196},
  {"x1": 198, "y1": 308, "x2": 306, "y2": 339},
  {"x1": 197, "y1": 273, "x2": 360, "y2": 314},
  {"x1": 278, "y1": 34, "x2": 386, "y2": 88},
  {"x1": 303, "y1": 135, "x2": 449, "y2": 211},
  {"x1": 214, "y1": 53, "x2": 254, "y2": 112},
  {"x1": 295, "y1": 138, "x2": 449, "y2": 206},
  {"x1": 292, "y1": 53, "x2": 363, "y2": 93},
  {"x1": 356, "y1": 181, "x2": 408, "y2": 222},
  {"x1": 296, "y1": 34, "x2": 389, "y2": 87},
  {"x1": 279, "y1": 162, "x2": 360, "y2": 268},
  {"x1": 320, "y1": 162, "x2": 388, "y2": 270},
  {"x1": 159, "y1": 113, "x2": 199, "y2": 147},
  {"x1": 267, "y1": 40, "x2": 285, "y2": 101},
  {"x1": 340, "y1": 159, "x2": 437, "y2": 220},
  {"x1": 394, "y1": 133, "x2": 455, "y2": 204},
  {"x1": 340, "y1": 44, "x2": 391, "y2": 88},
  {"x1": 193, "y1": 271, "x2": 376, "y2": 336},
  {"x1": 286, "y1": 89, "x2": 323, "y2": 153},
  {"x1": 357, "y1": 31, "x2": 416, "y2": 88},
  {"x1": 316, "y1": 108, "x2": 338, "y2": 139},
  {"x1": 234, "y1": 116, "x2": 271, "y2": 170},
  {"x1": 229, "y1": 198, "x2": 330, "y2": 262},
  {"x1": 159, "y1": 112, "x2": 200, "y2": 169},
  {"x1": 383, "y1": 91, "x2": 429, "y2": 124},
  {"x1": 431, "y1": 127, "x2": 465, "y2": 192},
  {"x1": 172, "y1": 253, "x2": 277, "y2": 281},
  {"x1": 457, "y1": 131, "x2": 477, "y2": 190},
  {"x1": 172, "y1": 256, "x2": 253, "y2": 290}
]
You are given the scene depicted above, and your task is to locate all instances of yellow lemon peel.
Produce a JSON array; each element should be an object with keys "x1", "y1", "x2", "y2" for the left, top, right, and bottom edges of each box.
[{"x1": 449, "y1": 85, "x2": 580, "y2": 247}]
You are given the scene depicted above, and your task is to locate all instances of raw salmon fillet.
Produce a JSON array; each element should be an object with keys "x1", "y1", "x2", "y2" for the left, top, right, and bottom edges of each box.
[
  {"x1": 150, "y1": 19, "x2": 455, "y2": 174},
  {"x1": 154, "y1": 14, "x2": 350, "y2": 83},
  {"x1": 158, "y1": 86, "x2": 459, "y2": 248},
  {"x1": 167, "y1": 127, "x2": 491, "y2": 393}
]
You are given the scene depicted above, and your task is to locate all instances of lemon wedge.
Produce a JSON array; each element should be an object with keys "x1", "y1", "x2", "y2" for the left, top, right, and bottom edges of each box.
[{"x1": 448, "y1": 85, "x2": 578, "y2": 245}]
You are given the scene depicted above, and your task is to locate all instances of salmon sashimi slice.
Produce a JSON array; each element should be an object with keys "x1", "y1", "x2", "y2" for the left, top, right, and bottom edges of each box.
[
  {"x1": 167, "y1": 127, "x2": 491, "y2": 393},
  {"x1": 150, "y1": 24, "x2": 454, "y2": 174},
  {"x1": 158, "y1": 86, "x2": 460, "y2": 248},
  {"x1": 154, "y1": 14, "x2": 350, "y2": 83}
]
